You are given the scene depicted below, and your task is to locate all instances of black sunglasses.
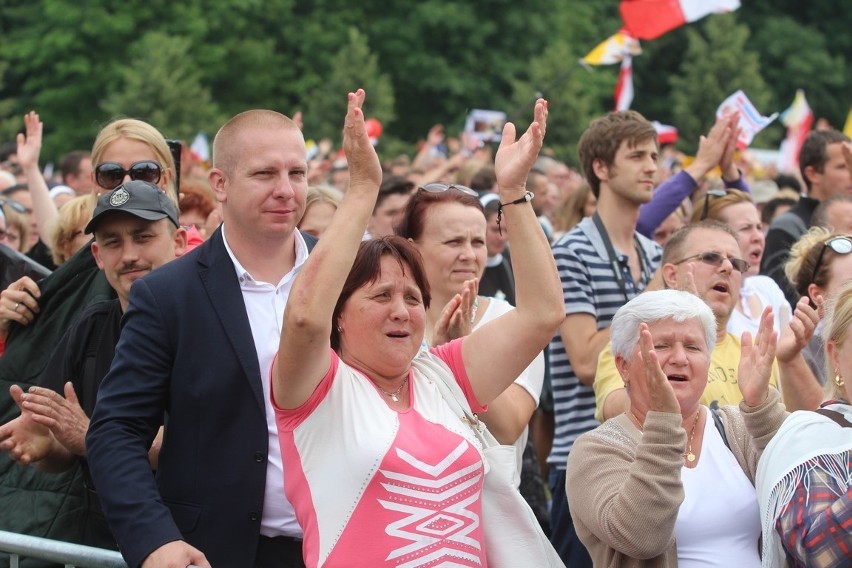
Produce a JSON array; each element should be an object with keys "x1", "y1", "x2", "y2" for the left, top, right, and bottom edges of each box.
[
  {"x1": 674, "y1": 251, "x2": 750, "y2": 273},
  {"x1": 700, "y1": 189, "x2": 728, "y2": 221},
  {"x1": 811, "y1": 236, "x2": 852, "y2": 284},
  {"x1": 95, "y1": 160, "x2": 162, "y2": 190},
  {"x1": 419, "y1": 183, "x2": 478, "y2": 197}
]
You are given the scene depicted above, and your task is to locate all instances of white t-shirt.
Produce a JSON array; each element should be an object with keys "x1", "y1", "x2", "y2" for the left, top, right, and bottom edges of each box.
[
  {"x1": 474, "y1": 297, "x2": 545, "y2": 469},
  {"x1": 728, "y1": 275, "x2": 790, "y2": 338},
  {"x1": 674, "y1": 410, "x2": 761, "y2": 568}
]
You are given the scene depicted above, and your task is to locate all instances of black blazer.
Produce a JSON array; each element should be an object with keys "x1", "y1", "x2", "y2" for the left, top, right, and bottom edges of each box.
[{"x1": 87, "y1": 228, "x2": 314, "y2": 568}]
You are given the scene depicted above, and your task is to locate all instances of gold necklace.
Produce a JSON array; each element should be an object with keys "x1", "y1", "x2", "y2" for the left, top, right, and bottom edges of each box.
[
  {"x1": 628, "y1": 411, "x2": 644, "y2": 431},
  {"x1": 378, "y1": 377, "x2": 408, "y2": 402},
  {"x1": 683, "y1": 408, "x2": 701, "y2": 463}
]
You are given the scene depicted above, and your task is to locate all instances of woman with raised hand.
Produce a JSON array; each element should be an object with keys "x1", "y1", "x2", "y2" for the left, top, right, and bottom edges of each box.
[
  {"x1": 566, "y1": 290, "x2": 786, "y2": 567},
  {"x1": 272, "y1": 92, "x2": 563, "y2": 566}
]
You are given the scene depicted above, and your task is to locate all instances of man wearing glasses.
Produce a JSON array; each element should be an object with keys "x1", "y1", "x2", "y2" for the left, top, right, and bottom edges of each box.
[{"x1": 593, "y1": 220, "x2": 780, "y2": 422}]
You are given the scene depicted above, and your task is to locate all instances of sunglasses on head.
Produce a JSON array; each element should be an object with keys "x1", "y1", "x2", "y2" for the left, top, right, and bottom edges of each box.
[
  {"x1": 700, "y1": 189, "x2": 728, "y2": 220},
  {"x1": 674, "y1": 251, "x2": 750, "y2": 273},
  {"x1": 419, "y1": 183, "x2": 478, "y2": 197},
  {"x1": 0, "y1": 198, "x2": 31, "y2": 215},
  {"x1": 811, "y1": 236, "x2": 852, "y2": 284},
  {"x1": 95, "y1": 160, "x2": 162, "y2": 190}
]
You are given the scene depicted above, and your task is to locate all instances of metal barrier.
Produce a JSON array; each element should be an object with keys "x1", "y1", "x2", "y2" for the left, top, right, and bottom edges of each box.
[{"x1": 0, "y1": 530, "x2": 127, "y2": 568}]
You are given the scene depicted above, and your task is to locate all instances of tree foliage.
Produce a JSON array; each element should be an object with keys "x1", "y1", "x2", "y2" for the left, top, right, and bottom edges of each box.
[
  {"x1": 669, "y1": 15, "x2": 771, "y2": 150},
  {"x1": 0, "y1": 0, "x2": 850, "y2": 162}
]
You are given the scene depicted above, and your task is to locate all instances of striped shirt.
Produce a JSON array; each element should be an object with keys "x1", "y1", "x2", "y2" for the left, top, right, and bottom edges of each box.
[{"x1": 547, "y1": 215, "x2": 662, "y2": 469}]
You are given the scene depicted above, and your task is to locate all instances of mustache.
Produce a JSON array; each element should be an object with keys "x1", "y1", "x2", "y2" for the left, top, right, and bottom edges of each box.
[{"x1": 119, "y1": 264, "x2": 150, "y2": 275}]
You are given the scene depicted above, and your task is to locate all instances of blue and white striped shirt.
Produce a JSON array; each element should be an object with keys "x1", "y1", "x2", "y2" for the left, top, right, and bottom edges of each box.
[{"x1": 547, "y1": 216, "x2": 662, "y2": 469}]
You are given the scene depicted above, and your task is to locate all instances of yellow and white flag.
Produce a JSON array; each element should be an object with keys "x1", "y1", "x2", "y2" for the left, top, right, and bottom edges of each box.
[{"x1": 581, "y1": 31, "x2": 641, "y2": 66}]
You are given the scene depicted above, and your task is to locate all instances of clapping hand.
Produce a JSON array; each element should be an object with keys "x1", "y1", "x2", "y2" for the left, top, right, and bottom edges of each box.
[
  {"x1": 638, "y1": 323, "x2": 681, "y2": 416},
  {"x1": 738, "y1": 306, "x2": 778, "y2": 407},
  {"x1": 0, "y1": 385, "x2": 53, "y2": 465},
  {"x1": 432, "y1": 279, "x2": 478, "y2": 346},
  {"x1": 776, "y1": 297, "x2": 819, "y2": 363}
]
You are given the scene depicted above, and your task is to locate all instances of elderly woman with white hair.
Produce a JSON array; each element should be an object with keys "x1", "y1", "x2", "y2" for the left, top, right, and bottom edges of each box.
[{"x1": 566, "y1": 289, "x2": 787, "y2": 567}]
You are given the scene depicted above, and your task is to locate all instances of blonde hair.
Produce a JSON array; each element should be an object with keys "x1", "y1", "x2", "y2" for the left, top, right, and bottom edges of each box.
[
  {"x1": 822, "y1": 279, "x2": 852, "y2": 400},
  {"x1": 91, "y1": 118, "x2": 177, "y2": 199},
  {"x1": 212, "y1": 110, "x2": 301, "y2": 175},
  {"x1": 2, "y1": 204, "x2": 29, "y2": 253},
  {"x1": 304, "y1": 184, "x2": 343, "y2": 211},
  {"x1": 784, "y1": 227, "x2": 844, "y2": 300},
  {"x1": 689, "y1": 188, "x2": 755, "y2": 224},
  {"x1": 48, "y1": 194, "x2": 97, "y2": 265},
  {"x1": 552, "y1": 182, "x2": 594, "y2": 234}
]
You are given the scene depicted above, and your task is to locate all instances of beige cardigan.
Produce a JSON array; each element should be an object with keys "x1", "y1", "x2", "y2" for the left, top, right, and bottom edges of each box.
[{"x1": 565, "y1": 389, "x2": 787, "y2": 567}]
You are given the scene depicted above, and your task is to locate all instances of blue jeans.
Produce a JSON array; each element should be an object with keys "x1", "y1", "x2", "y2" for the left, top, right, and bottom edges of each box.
[{"x1": 549, "y1": 468, "x2": 593, "y2": 568}]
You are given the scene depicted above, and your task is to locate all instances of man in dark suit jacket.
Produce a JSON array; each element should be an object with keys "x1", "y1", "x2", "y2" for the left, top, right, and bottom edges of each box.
[{"x1": 87, "y1": 109, "x2": 316, "y2": 568}]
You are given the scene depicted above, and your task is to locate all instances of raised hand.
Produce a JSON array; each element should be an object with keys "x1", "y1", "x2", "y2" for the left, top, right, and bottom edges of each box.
[
  {"x1": 738, "y1": 306, "x2": 778, "y2": 407},
  {"x1": 494, "y1": 99, "x2": 547, "y2": 194},
  {"x1": 16, "y1": 111, "x2": 43, "y2": 171},
  {"x1": 432, "y1": 279, "x2": 478, "y2": 346},
  {"x1": 719, "y1": 111, "x2": 742, "y2": 180},
  {"x1": 342, "y1": 89, "x2": 382, "y2": 191},
  {"x1": 22, "y1": 383, "x2": 89, "y2": 456},
  {"x1": 674, "y1": 263, "x2": 699, "y2": 297},
  {"x1": 776, "y1": 297, "x2": 819, "y2": 363},
  {"x1": 638, "y1": 323, "x2": 681, "y2": 415}
]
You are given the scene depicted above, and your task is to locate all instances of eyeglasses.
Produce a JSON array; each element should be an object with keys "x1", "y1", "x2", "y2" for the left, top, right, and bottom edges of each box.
[
  {"x1": 811, "y1": 236, "x2": 852, "y2": 284},
  {"x1": 95, "y1": 160, "x2": 162, "y2": 190},
  {"x1": 700, "y1": 189, "x2": 728, "y2": 220},
  {"x1": 0, "y1": 198, "x2": 31, "y2": 215},
  {"x1": 419, "y1": 183, "x2": 478, "y2": 197},
  {"x1": 674, "y1": 251, "x2": 750, "y2": 273}
]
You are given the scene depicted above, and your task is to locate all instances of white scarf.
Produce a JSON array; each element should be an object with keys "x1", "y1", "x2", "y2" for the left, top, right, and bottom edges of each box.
[{"x1": 756, "y1": 403, "x2": 852, "y2": 567}]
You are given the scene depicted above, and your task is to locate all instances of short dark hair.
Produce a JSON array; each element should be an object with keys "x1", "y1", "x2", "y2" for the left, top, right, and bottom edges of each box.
[
  {"x1": 375, "y1": 175, "x2": 414, "y2": 212},
  {"x1": 469, "y1": 166, "x2": 496, "y2": 193},
  {"x1": 578, "y1": 111, "x2": 657, "y2": 198},
  {"x1": 331, "y1": 236, "x2": 431, "y2": 351},
  {"x1": 662, "y1": 220, "x2": 739, "y2": 266},
  {"x1": 799, "y1": 130, "x2": 850, "y2": 192},
  {"x1": 761, "y1": 197, "x2": 797, "y2": 227},
  {"x1": 59, "y1": 150, "x2": 91, "y2": 181},
  {"x1": 773, "y1": 173, "x2": 802, "y2": 194}
]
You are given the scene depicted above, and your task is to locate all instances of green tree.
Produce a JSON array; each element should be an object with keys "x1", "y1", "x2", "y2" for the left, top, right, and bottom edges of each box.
[
  {"x1": 669, "y1": 14, "x2": 772, "y2": 150},
  {"x1": 100, "y1": 32, "x2": 225, "y2": 141},
  {"x1": 302, "y1": 27, "x2": 395, "y2": 143},
  {"x1": 749, "y1": 16, "x2": 846, "y2": 128}
]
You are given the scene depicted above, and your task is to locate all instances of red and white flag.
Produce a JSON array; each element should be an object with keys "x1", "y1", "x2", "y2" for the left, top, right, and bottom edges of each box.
[
  {"x1": 614, "y1": 55, "x2": 634, "y2": 111},
  {"x1": 652, "y1": 121, "x2": 679, "y2": 145},
  {"x1": 620, "y1": 0, "x2": 740, "y2": 40}
]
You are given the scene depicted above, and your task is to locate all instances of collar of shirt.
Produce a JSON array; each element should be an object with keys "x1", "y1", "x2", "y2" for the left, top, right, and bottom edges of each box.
[{"x1": 220, "y1": 222, "x2": 309, "y2": 288}]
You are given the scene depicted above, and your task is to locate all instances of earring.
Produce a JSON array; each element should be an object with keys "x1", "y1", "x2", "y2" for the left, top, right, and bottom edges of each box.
[
  {"x1": 336, "y1": 325, "x2": 342, "y2": 334},
  {"x1": 834, "y1": 373, "x2": 845, "y2": 388}
]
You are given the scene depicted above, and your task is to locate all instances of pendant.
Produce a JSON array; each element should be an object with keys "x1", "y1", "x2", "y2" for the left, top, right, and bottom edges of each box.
[
  {"x1": 390, "y1": 394, "x2": 399, "y2": 402},
  {"x1": 685, "y1": 452, "x2": 696, "y2": 462}
]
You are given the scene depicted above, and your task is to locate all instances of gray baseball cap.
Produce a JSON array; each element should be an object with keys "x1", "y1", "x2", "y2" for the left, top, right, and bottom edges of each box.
[{"x1": 85, "y1": 180, "x2": 180, "y2": 234}]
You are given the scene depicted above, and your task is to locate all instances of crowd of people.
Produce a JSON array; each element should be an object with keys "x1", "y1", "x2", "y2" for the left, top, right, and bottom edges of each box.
[{"x1": 0, "y1": 88, "x2": 848, "y2": 568}]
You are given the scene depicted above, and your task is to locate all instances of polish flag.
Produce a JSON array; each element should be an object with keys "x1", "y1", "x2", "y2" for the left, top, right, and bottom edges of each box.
[
  {"x1": 620, "y1": 0, "x2": 740, "y2": 40},
  {"x1": 614, "y1": 55, "x2": 634, "y2": 111},
  {"x1": 652, "y1": 121, "x2": 679, "y2": 145}
]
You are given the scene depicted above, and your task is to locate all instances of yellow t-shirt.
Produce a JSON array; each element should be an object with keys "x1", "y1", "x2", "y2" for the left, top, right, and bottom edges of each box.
[{"x1": 593, "y1": 332, "x2": 779, "y2": 422}]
